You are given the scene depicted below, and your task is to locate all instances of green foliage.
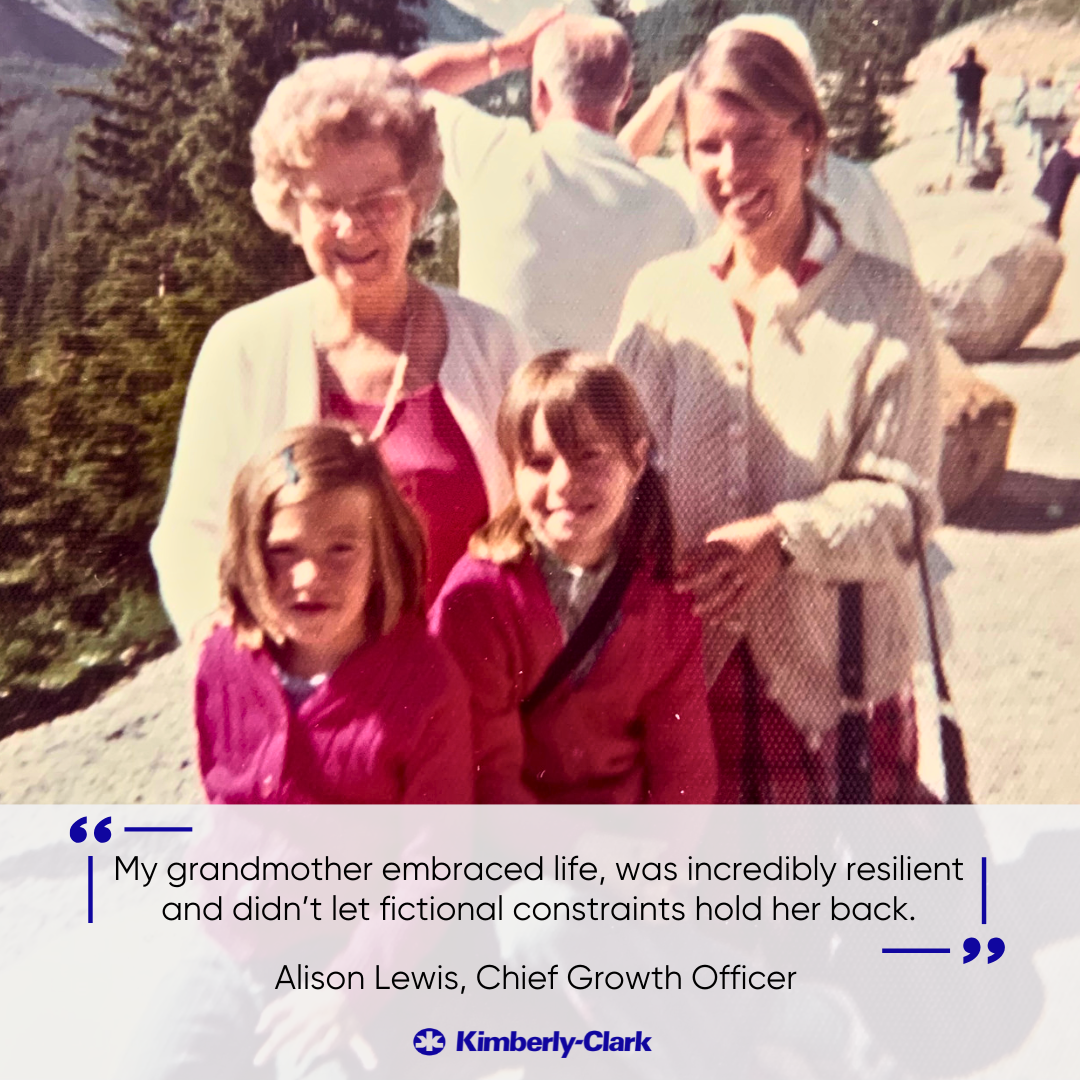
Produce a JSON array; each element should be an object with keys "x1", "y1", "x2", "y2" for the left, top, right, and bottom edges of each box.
[
  {"x1": 624, "y1": 0, "x2": 730, "y2": 121},
  {"x1": 0, "y1": 60, "x2": 100, "y2": 373},
  {"x1": 0, "y1": 0, "x2": 430, "y2": 692},
  {"x1": 626, "y1": 0, "x2": 937, "y2": 161},
  {"x1": 409, "y1": 191, "x2": 460, "y2": 289}
]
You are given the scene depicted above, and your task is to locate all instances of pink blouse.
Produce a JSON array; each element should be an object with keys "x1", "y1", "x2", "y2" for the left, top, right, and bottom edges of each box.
[{"x1": 322, "y1": 367, "x2": 489, "y2": 606}]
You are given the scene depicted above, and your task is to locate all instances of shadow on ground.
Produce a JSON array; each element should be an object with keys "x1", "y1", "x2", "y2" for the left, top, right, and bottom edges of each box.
[
  {"x1": 0, "y1": 638, "x2": 176, "y2": 742},
  {"x1": 950, "y1": 469, "x2": 1080, "y2": 532},
  {"x1": 971, "y1": 340, "x2": 1080, "y2": 364}
]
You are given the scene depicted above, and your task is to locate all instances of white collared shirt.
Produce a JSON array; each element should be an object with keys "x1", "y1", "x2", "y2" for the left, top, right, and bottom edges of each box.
[{"x1": 431, "y1": 93, "x2": 697, "y2": 354}]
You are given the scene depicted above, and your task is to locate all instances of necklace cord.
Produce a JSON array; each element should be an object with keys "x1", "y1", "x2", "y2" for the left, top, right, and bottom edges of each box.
[
  {"x1": 369, "y1": 286, "x2": 413, "y2": 442},
  {"x1": 316, "y1": 286, "x2": 414, "y2": 443}
]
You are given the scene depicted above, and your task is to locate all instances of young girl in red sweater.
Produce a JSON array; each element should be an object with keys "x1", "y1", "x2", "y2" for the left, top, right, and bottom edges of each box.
[
  {"x1": 430, "y1": 351, "x2": 718, "y2": 803},
  {"x1": 196, "y1": 423, "x2": 472, "y2": 803}
]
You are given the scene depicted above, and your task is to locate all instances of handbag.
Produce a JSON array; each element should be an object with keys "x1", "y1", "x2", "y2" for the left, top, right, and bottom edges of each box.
[{"x1": 837, "y1": 494, "x2": 973, "y2": 804}]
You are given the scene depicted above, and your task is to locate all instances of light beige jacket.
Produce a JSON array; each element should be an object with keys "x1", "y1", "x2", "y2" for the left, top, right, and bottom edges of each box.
[
  {"x1": 611, "y1": 229, "x2": 942, "y2": 744},
  {"x1": 151, "y1": 280, "x2": 528, "y2": 641}
]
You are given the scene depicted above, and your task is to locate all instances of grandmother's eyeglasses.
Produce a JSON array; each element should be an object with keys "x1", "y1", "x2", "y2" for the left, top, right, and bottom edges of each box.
[{"x1": 297, "y1": 185, "x2": 413, "y2": 228}]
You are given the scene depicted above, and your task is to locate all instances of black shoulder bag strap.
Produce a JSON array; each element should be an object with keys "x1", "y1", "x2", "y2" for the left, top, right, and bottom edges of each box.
[
  {"x1": 836, "y1": 582, "x2": 872, "y2": 803},
  {"x1": 836, "y1": 491, "x2": 973, "y2": 805},
  {"x1": 910, "y1": 496, "x2": 973, "y2": 805},
  {"x1": 520, "y1": 548, "x2": 639, "y2": 720}
]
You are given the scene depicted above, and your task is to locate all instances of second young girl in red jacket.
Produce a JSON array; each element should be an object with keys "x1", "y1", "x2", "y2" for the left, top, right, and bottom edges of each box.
[
  {"x1": 430, "y1": 351, "x2": 718, "y2": 803},
  {"x1": 196, "y1": 423, "x2": 472, "y2": 803}
]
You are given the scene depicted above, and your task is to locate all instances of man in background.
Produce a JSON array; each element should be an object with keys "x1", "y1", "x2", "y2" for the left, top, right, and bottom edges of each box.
[
  {"x1": 949, "y1": 46, "x2": 988, "y2": 165},
  {"x1": 403, "y1": 9, "x2": 696, "y2": 353}
]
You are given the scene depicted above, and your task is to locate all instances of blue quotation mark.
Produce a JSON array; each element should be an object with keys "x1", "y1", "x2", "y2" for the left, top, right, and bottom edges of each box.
[
  {"x1": 70, "y1": 816, "x2": 112, "y2": 843},
  {"x1": 414, "y1": 1029, "x2": 446, "y2": 1056},
  {"x1": 70, "y1": 816, "x2": 194, "y2": 926},
  {"x1": 963, "y1": 937, "x2": 1005, "y2": 964},
  {"x1": 883, "y1": 856, "x2": 1005, "y2": 964},
  {"x1": 70, "y1": 816, "x2": 112, "y2": 924}
]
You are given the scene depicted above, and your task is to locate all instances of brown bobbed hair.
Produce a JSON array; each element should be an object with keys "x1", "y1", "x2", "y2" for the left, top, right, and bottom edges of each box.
[
  {"x1": 221, "y1": 423, "x2": 426, "y2": 650},
  {"x1": 472, "y1": 351, "x2": 675, "y2": 580},
  {"x1": 676, "y1": 27, "x2": 829, "y2": 178}
]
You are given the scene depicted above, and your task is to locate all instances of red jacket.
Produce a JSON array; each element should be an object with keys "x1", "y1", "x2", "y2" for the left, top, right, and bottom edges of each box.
[
  {"x1": 430, "y1": 553, "x2": 718, "y2": 803},
  {"x1": 196, "y1": 616, "x2": 472, "y2": 804}
]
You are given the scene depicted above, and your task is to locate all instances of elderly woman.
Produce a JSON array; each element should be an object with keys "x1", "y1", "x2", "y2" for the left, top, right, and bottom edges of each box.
[
  {"x1": 612, "y1": 28, "x2": 942, "y2": 803},
  {"x1": 152, "y1": 53, "x2": 528, "y2": 639}
]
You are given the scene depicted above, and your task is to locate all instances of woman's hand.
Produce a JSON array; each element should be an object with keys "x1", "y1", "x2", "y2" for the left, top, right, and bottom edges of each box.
[
  {"x1": 618, "y1": 70, "x2": 685, "y2": 160},
  {"x1": 677, "y1": 514, "x2": 786, "y2": 623},
  {"x1": 254, "y1": 989, "x2": 377, "y2": 1071}
]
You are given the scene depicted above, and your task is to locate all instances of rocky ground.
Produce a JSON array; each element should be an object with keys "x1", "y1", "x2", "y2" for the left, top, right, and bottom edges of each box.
[
  {"x1": 873, "y1": 77, "x2": 1080, "y2": 804},
  {"x1": 2, "y1": 64, "x2": 1079, "y2": 805}
]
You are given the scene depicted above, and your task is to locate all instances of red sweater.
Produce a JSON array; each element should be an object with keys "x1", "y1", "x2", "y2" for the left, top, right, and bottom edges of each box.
[
  {"x1": 430, "y1": 553, "x2": 718, "y2": 803},
  {"x1": 196, "y1": 616, "x2": 472, "y2": 804}
]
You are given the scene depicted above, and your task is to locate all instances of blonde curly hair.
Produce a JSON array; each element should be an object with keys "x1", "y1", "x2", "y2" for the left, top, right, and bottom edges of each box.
[{"x1": 251, "y1": 52, "x2": 443, "y2": 241}]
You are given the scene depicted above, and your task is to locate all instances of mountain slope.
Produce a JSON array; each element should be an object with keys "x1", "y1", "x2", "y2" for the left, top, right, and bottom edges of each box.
[
  {"x1": 12, "y1": 0, "x2": 496, "y2": 48},
  {"x1": 1, "y1": 0, "x2": 117, "y2": 65},
  {"x1": 424, "y1": 0, "x2": 496, "y2": 41}
]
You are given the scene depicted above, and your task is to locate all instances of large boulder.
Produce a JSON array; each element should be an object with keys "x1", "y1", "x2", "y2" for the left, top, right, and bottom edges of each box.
[
  {"x1": 916, "y1": 221, "x2": 1064, "y2": 359},
  {"x1": 939, "y1": 345, "x2": 1018, "y2": 515}
]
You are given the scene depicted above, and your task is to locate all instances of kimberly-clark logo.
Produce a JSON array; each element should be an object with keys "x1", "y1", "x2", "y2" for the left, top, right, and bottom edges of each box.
[
  {"x1": 413, "y1": 1028, "x2": 446, "y2": 1055},
  {"x1": 454, "y1": 1030, "x2": 652, "y2": 1058}
]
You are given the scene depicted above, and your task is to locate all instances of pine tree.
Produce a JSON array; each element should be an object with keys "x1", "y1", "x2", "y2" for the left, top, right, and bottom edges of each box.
[
  {"x1": 813, "y1": 0, "x2": 935, "y2": 160},
  {"x1": 2, "y1": 0, "x2": 428, "y2": 689},
  {"x1": 624, "y1": 0, "x2": 729, "y2": 121},
  {"x1": 679, "y1": 0, "x2": 728, "y2": 65},
  {"x1": 0, "y1": 89, "x2": 27, "y2": 346},
  {"x1": 0, "y1": 84, "x2": 17, "y2": 372}
]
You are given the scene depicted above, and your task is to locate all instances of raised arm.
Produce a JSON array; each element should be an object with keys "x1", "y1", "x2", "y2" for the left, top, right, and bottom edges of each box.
[
  {"x1": 617, "y1": 70, "x2": 684, "y2": 160},
  {"x1": 401, "y1": 6, "x2": 565, "y2": 95}
]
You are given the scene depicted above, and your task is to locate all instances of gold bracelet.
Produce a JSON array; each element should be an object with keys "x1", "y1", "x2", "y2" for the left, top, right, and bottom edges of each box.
[{"x1": 486, "y1": 38, "x2": 502, "y2": 80}]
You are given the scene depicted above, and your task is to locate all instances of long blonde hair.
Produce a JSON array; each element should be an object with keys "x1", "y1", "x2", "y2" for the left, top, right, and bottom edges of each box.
[
  {"x1": 472, "y1": 351, "x2": 675, "y2": 580},
  {"x1": 221, "y1": 424, "x2": 426, "y2": 649}
]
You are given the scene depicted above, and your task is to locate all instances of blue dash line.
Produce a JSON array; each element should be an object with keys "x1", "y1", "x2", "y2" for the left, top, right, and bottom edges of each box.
[
  {"x1": 882, "y1": 948, "x2": 951, "y2": 953},
  {"x1": 123, "y1": 827, "x2": 194, "y2": 832}
]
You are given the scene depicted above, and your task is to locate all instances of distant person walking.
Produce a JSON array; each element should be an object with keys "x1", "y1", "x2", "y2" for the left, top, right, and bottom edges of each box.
[
  {"x1": 401, "y1": 9, "x2": 695, "y2": 353},
  {"x1": 950, "y1": 46, "x2": 988, "y2": 165},
  {"x1": 1026, "y1": 77, "x2": 1065, "y2": 171}
]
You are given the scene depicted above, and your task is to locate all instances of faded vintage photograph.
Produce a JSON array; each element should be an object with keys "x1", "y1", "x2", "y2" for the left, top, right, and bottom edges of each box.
[{"x1": 1, "y1": 0, "x2": 1079, "y2": 805}]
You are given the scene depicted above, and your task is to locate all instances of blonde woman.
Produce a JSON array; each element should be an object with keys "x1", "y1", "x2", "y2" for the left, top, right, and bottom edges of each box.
[
  {"x1": 152, "y1": 53, "x2": 529, "y2": 640},
  {"x1": 612, "y1": 28, "x2": 941, "y2": 803}
]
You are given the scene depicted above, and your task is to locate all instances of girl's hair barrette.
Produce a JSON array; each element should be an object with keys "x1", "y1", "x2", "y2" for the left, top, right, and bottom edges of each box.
[{"x1": 282, "y1": 445, "x2": 301, "y2": 485}]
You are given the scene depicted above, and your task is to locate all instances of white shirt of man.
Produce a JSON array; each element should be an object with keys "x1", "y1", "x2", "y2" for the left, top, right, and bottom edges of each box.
[{"x1": 430, "y1": 92, "x2": 697, "y2": 354}]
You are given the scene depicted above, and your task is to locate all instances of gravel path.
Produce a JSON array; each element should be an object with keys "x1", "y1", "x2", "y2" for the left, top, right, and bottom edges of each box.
[{"x1": 2, "y1": 116, "x2": 1078, "y2": 805}]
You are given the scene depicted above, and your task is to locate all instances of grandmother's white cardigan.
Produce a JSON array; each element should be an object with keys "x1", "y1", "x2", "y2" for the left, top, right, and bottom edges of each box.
[
  {"x1": 611, "y1": 229, "x2": 943, "y2": 743},
  {"x1": 151, "y1": 280, "x2": 528, "y2": 640}
]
